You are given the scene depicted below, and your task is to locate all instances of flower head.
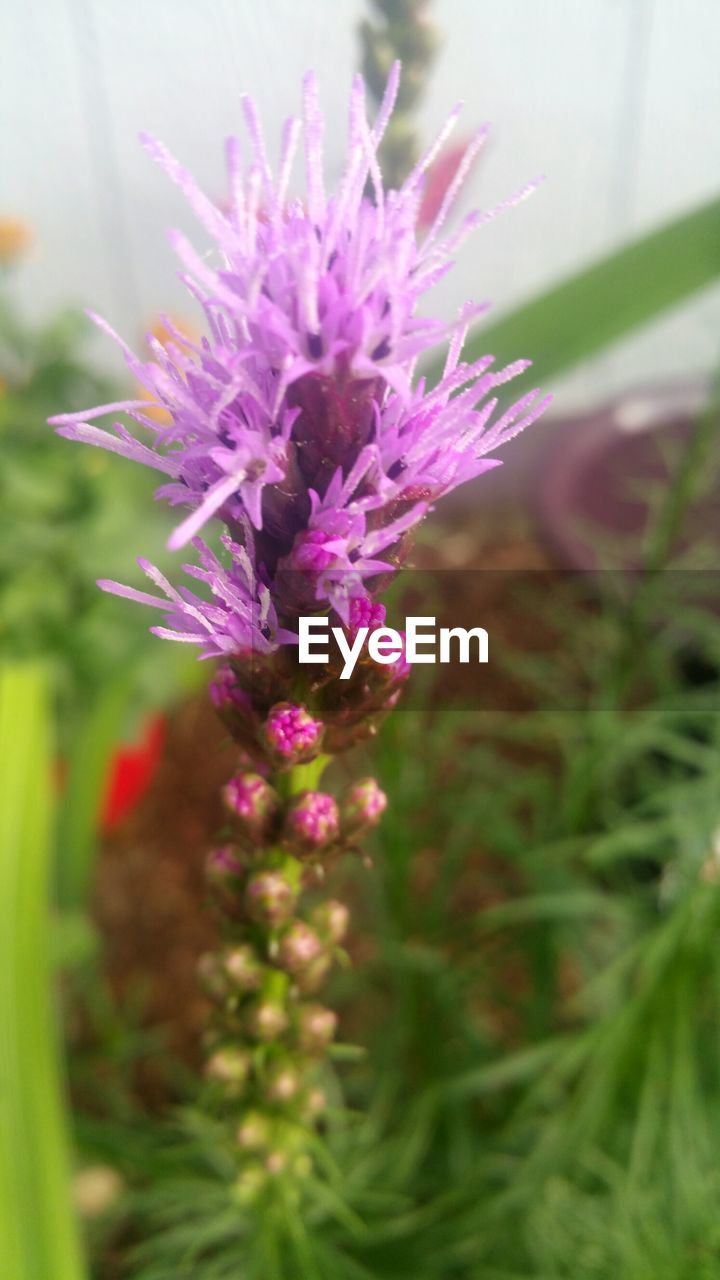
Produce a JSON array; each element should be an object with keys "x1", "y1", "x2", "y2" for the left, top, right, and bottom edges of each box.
[{"x1": 51, "y1": 65, "x2": 549, "y2": 650}]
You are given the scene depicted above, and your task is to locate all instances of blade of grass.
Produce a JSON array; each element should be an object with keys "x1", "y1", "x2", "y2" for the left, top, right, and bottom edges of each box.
[
  {"x1": 0, "y1": 664, "x2": 87, "y2": 1279},
  {"x1": 423, "y1": 195, "x2": 720, "y2": 390}
]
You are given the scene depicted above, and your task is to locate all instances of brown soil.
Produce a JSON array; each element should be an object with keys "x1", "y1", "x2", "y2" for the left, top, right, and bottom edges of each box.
[{"x1": 93, "y1": 696, "x2": 236, "y2": 1091}]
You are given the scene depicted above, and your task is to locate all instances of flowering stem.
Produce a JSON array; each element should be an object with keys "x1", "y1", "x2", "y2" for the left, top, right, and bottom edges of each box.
[{"x1": 197, "y1": 684, "x2": 388, "y2": 1199}]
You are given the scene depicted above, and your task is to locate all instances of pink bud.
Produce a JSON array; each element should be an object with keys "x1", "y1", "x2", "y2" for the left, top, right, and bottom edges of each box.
[
  {"x1": 296, "y1": 1003, "x2": 338, "y2": 1053},
  {"x1": 291, "y1": 528, "x2": 337, "y2": 573},
  {"x1": 262, "y1": 702, "x2": 323, "y2": 766},
  {"x1": 265, "y1": 1150, "x2": 288, "y2": 1175},
  {"x1": 340, "y1": 777, "x2": 387, "y2": 839},
  {"x1": 209, "y1": 664, "x2": 252, "y2": 715},
  {"x1": 310, "y1": 899, "x2": 350, "y2": 945},
  {"x1": 348, "y1": 596, "x2": 386, "y2": 635},
  {"x1": 223, "y1": 772, "x2": 280, "y2": 842},
  {"x1": 284, "y1": 791, "x2": 339, "y2": 856},
  {"x1": 205, "y1": 1046, "x2": 250, "y2": 1094},
  {"x1": 236, "y1": 1111, "x2": 271, "y2": 1150},
  {"x1": 277, "y1": 921, "x2": 324, "y2": 975},
  {"x1": 301, "y1": 1086, "x2": 327, "y2": 1120},
  {"x1": 266, "y1": 1063, "x2": 300, "y2": 1103},
  {"x1": 222, "y1": 944, "x2": 262, "y2": 992},
  {"x1": 246, "y1": 997, "x2": 289, "y2": 1042},
  {"x1": 245, "y1": 869, "x2": 297, "y2": 926},
  {"x1": 205, "y1": 844, "x2": 243, "y2": 891}
]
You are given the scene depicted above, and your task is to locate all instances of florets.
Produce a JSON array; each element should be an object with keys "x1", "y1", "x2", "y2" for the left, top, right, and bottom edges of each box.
[{"x1": 51, "y1": 65, "x2": 549, "y2": 650}]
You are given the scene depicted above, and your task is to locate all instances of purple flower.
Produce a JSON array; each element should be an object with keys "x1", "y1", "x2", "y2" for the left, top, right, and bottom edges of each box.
[
  {"x1": 51, "y1": 65, "x2": 549, "y2": 651},
  {"x1": 97, "y1": 532, "x2": 294, "y2": 658}
]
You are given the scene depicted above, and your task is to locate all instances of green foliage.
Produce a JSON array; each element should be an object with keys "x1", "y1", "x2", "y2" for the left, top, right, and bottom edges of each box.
[
  {"x1": 0, "y1": 664, "x2": 86, "y2": 1279},
  {"x1": 0, "y1": 290, "x2": 189, "y2": 736},
  {"x1": 0, "y1": 283, "x2": 201, "y2": 912}
]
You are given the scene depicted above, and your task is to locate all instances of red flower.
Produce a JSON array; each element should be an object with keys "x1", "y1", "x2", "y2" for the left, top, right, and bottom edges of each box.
[{"x1": 101, "y1": 713, "x2": 166, "y2": 831}]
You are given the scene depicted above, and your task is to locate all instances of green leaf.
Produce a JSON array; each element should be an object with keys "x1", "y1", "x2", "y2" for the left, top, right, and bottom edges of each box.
[
  {"x1": 0, "y1": 664, "x2": 87, "y2": 1279},
  {"x1": 424, "y1": 195, "x2": 720, "y2": 390}
]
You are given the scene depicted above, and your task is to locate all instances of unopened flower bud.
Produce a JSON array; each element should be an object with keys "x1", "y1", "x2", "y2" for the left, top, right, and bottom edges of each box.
[
  {"x1": 284, "y1": 791, "x2": 339, "y2": 856},
  {"x1": 277, "y1": 921, "x2": 324, "y2": 975},
  {"x1": 340, "y1": 777, "x2": 387, "y2": 839},
  {"x1": 209, "y1": 663, "x2": 251, "y2": 716},
  {"x1": 245, "y1": 869, "x2": 297, "y2": 926},
  {"x1": 266, "y1": 1062, "x2": 301, "y2": 1103},
  {"x1": 222, "y1": 944, "x2": 262, "y2": 992},
  {"x1": 348, "y1": 596, "x2": 387, "y2": 636},
  {"x1": 205, "y1": 844, "x2": 243, "y2": 892},
  {"x1": 296, "y1": 1003, "x2": 338, "y2": 1053},
  {"x1": 223, "y1": 772, "x2": 279, "y2": 843},
  {"x1": 205, "y1": 1046, "x2": 251, "y2": 1094},
  {"x1": 310, "y1": 899, "x2": 350, "y2": 945},
  {"x1": 236, "y1": 1110, "x2": 271, "y2": 1151},
  {"x1": 262, "y1": 702, "x2": 323, "y2": 767},
  {"x1": 246, "y1": 997, "x2": 288, "y2": 1041}
]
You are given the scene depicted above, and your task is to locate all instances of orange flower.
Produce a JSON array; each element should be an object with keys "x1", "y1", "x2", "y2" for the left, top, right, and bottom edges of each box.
[{"x1": 0, "y1": 216, "x2": 33, "y2": 265}]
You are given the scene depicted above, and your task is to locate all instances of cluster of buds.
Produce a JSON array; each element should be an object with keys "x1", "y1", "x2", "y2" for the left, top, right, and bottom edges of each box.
[
  {"x1": 209, "y1": 610, "x2": 410, "y2": 769},
  {"x1": 199, "y1": 677, "x2": 387, "y2": 1198}
]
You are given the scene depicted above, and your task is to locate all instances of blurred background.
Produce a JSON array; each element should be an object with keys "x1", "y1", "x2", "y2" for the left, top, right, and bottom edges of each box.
[{"x1": 3, "y1": 0, "x2": 720, "y2": 410}]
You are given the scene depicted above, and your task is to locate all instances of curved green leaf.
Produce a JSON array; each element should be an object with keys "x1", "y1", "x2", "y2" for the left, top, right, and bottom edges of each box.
[{"x1": 424, "y1": 195, "x2": 720, "y2": 391}]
